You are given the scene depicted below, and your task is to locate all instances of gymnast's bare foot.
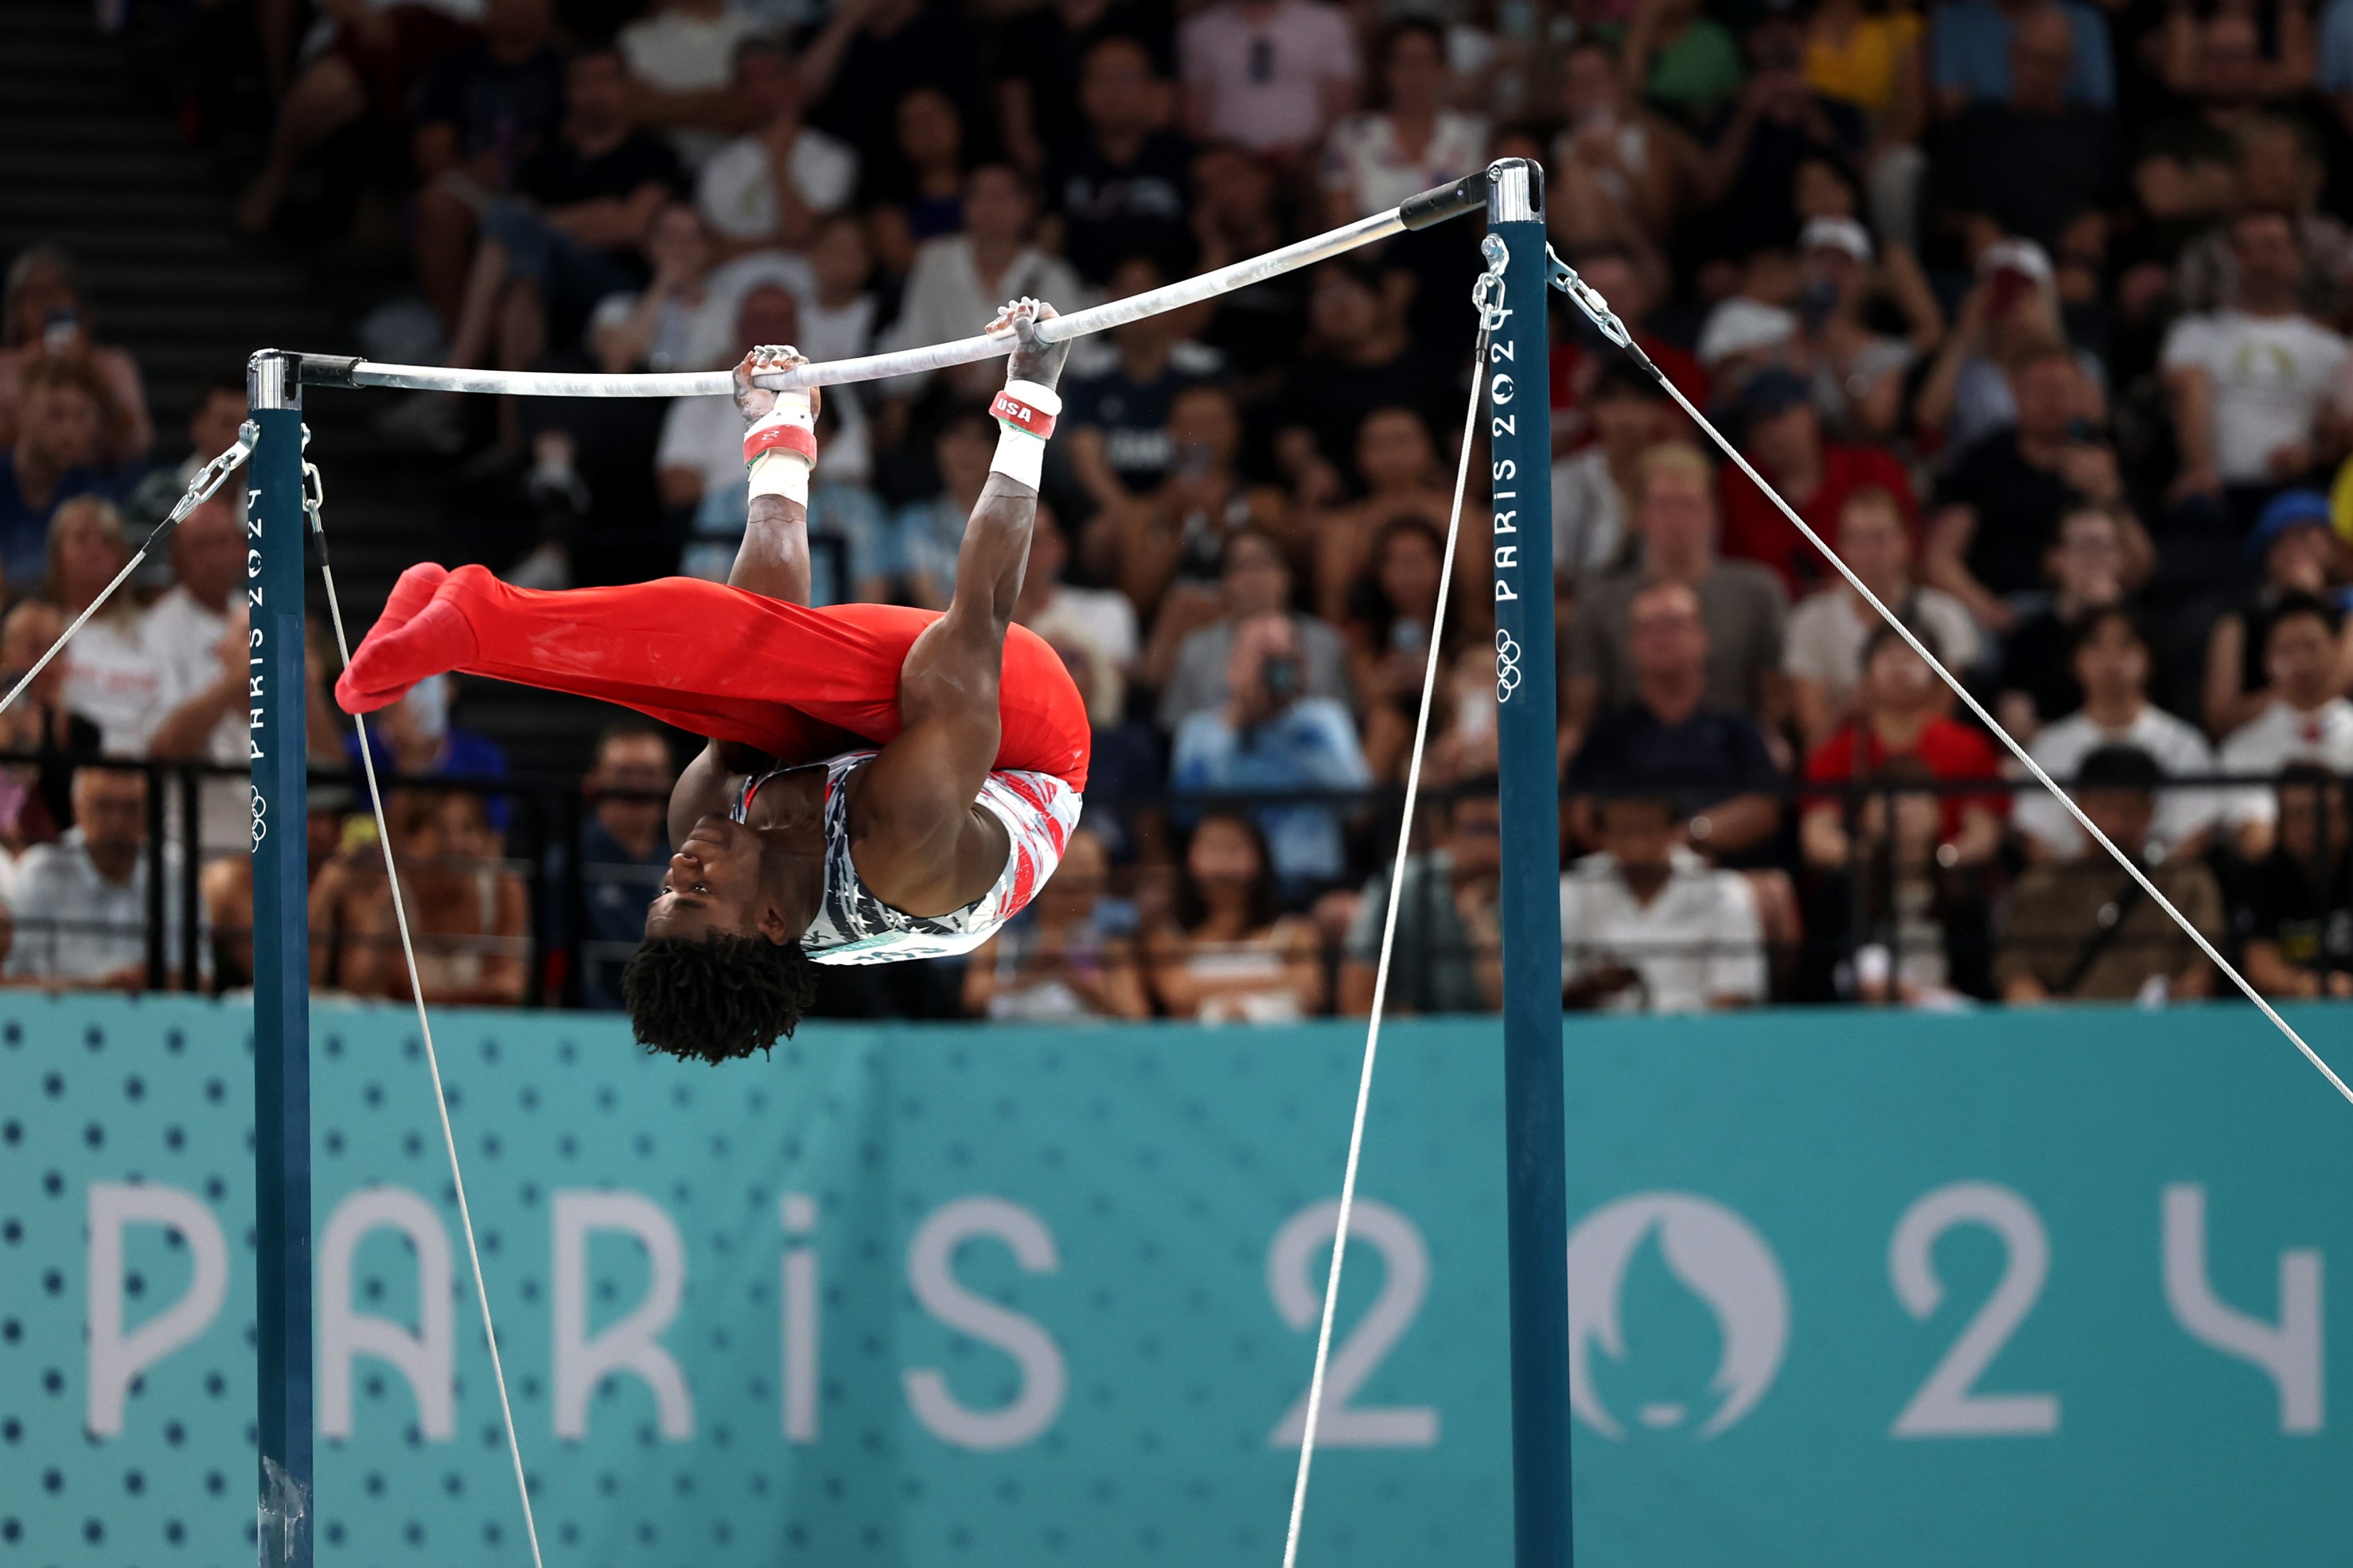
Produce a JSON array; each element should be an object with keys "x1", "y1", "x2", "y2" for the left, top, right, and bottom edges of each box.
[{"x1": 335, "y1": 566, "x2": 484, "y2": 714}]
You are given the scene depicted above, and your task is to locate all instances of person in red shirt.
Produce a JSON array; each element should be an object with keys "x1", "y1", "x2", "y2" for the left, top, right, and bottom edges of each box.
[
  {"x1": 1549, "y1": 243, "x2": 1708, "y2": 452},
  {"x1": 1801, "y1": 622, "x2": 2005, "y2": 873},
  {"x1": 1717, "y1": 368, "x2": 1918, "y2": 597}
]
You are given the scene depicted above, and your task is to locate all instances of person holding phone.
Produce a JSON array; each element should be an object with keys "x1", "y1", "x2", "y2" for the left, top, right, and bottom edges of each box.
[
  {"x1": 0, "y1": 246, "x2": 152, "y2": 464},
  {"x1": 1169, "y1": 609, "x2": 1370, "y2": 901}
]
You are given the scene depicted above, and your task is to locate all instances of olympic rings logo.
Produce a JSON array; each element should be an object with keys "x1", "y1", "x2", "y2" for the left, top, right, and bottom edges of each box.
[
  {"x1": 1494, "y1": 628, "x2": 1522, "y2": 703},
  {"x1": 251, "y1": 789, "x2": 267, "y2": 853}
]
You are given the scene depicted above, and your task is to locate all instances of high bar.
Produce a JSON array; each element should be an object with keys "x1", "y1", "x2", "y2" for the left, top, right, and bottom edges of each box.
[{"x1": 279, "y1": 169, "x2": 1496, "y2": 400}]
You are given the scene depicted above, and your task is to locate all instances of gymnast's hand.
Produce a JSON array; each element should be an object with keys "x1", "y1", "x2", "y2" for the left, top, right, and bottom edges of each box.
[
  {"x1": 732, "y1": 344, "x2": 821, "y2": 426},
  {"x1": 990, "y1": 298, "x2": 1069, "y2": 393}
]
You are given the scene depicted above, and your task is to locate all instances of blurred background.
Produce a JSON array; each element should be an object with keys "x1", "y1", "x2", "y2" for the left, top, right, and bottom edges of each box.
[{"x1": 2, "y1": 0, "x2": 2352, "y2": 1021}]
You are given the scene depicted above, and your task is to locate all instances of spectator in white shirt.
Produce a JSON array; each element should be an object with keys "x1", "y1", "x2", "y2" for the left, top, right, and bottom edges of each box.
[
  {"x1": 5, "y1": 765, "x2": 193, "y2": 990},
  {"x1": 588, "y1": 201, "x2": 836, "y2": 377},
  {"x1": 589, "y1": 201, "x2": 727, "y2": 374},
  {"x1": 695, "y1": 37, "x2": 859, "y2": 257},
  {"x1": 142, "y1": 496, "x2": 254, "y2": 860},
  {"x1": 876, "y1": 164, "x2": 1085, "y2": 403},
  {"x1": 1320, "y1": 18, "x2": 1486, "y2": 225},
  {"x1": 1180, "y1": 0, "x2": 1359, "y2": 159},
  {"x1": 793, "y1": 213, "x2": 881, "y2": 366},
  {"x1": 1560, "y1": 793, "x2": 1767, "y2": 1013},
  {"x1": 2016, "y1": 607, "x2": 2220, "y2": 863},
  {"x1": 617, "y1": 0, "x2": 766, "y2": 170},
  {"x1": 1552, "y1": 360, "x2": 1673, "y2": 588},
  {"x1": 2221, "y1": 593, "x2": 2353, "y2": 853},
  {"x1": 2162, "y1": 212, "x2": 2350, "y2": 512},
  {"x1": 1784, "y1": 485, "x2": 1981, "y2": 753},
  {"x1": 656, "y1": 284, "x2": 886, "y2": 596},
  {"x1": 46, "y1": 498, "x2": 162, "y2": 757}
]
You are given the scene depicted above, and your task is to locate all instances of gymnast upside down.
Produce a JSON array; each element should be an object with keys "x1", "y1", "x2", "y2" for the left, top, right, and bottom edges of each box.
[{"x1": 333, "y1": 300, "x2": 1088, "y2": 1061}]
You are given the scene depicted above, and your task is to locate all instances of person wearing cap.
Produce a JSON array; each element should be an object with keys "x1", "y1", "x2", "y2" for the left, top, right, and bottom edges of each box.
[
  {"x1": 2203, "y1": 489, "x2": 2353, "y2": 736},
  {"x1": 2161, "y1": 211, "x2": 2349, "y2": 523},
  {"x1": 2219, "y1": 593, "x2": 2353, "y2": 855},
  {"x1": 1694, "y1": 295, "x2": 1798, "y2": 395},
  {"x1": 1925, "y1": 336, "x2": 2128, "y2": 636},
  {"x1": 1995, "y1": 743, "x2": 2221, "y2": 1006},
  {"x1": 1718, "y1": 365, "x2": 1919, "y2": 597},
  {"x1": 1789, "y1": 215, "x2": 1915, "y2": 441},
  {"x1": 2015, "y1": 607, "x2": 2221, "y2": 865},
  {"x1": 1914, "y1": 237, "x2": 2106, "y2": 454}
]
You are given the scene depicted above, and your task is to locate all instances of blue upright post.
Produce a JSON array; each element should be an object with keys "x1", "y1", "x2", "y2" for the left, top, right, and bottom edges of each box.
[
  {"x1": 246, "y1": 352, "x2": 313, "y2": 1568},
  {"x1": 1485, "y1": 161, "x2": 1573, "y2": 1567}
]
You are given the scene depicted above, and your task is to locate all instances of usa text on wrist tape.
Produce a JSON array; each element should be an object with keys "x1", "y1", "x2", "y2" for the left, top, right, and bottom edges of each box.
[{"x1": 990, "y1": 379, "x2": 1062, "y2": 441}]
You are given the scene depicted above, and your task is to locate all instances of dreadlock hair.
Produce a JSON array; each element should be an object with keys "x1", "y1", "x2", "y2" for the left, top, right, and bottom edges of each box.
[{"x1": 621, "y1": 932, "x2": 816, "y2": 1064}]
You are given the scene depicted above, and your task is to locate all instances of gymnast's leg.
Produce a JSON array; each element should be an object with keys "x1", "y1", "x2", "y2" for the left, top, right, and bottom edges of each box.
[
  {"x1": 334, "y1": 569, "x2": 1089, "y2": 785},
  {"x1": 337, "y1": 348, "x2": 1090, "y2": 779}
]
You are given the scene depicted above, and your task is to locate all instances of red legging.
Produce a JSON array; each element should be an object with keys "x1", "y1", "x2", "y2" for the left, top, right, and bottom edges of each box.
[{"x1": 335, "y1": 564, "x2": 1092, "y2": 791}]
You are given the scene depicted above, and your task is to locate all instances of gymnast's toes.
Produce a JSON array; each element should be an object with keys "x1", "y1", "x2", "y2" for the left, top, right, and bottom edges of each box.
[
  {"x1": 374, "y1": 562, "x2": 451, "y2": 636},
  {"x1": 335, "y1": 597, "x2": 479, "y2": 715}
]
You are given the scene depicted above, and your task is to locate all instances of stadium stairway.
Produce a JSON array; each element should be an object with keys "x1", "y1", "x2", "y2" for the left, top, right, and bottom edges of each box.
[{"x1": 0, "y1": 0, "x2": 617, "y2": 776}]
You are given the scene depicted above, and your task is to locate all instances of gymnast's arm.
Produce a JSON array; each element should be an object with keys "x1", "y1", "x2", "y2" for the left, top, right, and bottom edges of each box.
[
  {"x1": 723, "y1": 345, "x2": 816, "y2": 607},
  {"x1": 851, "y1": 300, "x2": 1069, "y2": 916},
  {"x1": 668, "y1": 346, "x2": 822, "y2": 843}
]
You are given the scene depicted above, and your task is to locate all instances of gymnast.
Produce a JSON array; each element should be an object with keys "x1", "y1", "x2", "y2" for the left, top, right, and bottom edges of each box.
[{"x1": 333, "y1": 300, "x2": 1088, "y2": 1061}]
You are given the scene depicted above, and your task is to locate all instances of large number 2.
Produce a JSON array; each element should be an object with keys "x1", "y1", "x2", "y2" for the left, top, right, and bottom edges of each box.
[
  {"x1": 1888, "y1": 1183, "x2": 2059, "y2": 1437},
  {"x1": 1266, "y1": 1200, "x2": 1439, "y2": 1448}
]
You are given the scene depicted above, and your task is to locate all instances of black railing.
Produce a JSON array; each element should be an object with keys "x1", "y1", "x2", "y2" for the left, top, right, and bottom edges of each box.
[{"x1": 0, "y1": 753, "x2": 2338, "y2": 1014}]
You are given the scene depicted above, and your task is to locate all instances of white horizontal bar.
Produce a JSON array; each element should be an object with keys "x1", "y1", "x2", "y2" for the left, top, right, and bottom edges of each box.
[{"x1": 344, "y1": 209, "x2": 1407, "y2": 399}]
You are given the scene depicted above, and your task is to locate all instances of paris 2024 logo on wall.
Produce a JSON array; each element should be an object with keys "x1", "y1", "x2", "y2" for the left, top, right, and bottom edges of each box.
[{"x1": 1566, "y1": 1193, "x2": 1790, "y2": 1440}]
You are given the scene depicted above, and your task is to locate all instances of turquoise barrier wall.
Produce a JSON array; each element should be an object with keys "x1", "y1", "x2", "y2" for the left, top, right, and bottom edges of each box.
[{"x1": 2, "y1": 997, "x2": 2350, "y2": 1566}]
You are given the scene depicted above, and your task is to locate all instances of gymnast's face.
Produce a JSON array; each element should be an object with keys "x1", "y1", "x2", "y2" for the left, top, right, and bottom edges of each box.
[{"x1": 646, "y1": 816, "x2": 814, "y2": 947}]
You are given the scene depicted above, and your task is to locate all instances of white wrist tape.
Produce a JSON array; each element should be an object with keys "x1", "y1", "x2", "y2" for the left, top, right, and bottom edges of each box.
[
  {"x1": 988, "y1": 378, "x2": 1057, "y2": 489},
  {"x1": 751, "y1": 391, "x2": 815, "y2": 436},
  {"x1": 745, "y1": 391, "x2": 816, "y2": 505},
  {"x1": 991, "y1": 426, "x2": 1045, "y2": 489},
  {"x1": 749, "y1": 449, "x2": 809, "y2": 506}
]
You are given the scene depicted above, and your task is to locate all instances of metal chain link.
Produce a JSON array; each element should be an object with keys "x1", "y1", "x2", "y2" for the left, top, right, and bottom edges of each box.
[
  {"x1": 298, "y1": 424, "x2": 326, "y2": 540},
  {"x1": 1471, "y1": 234, "x2": 1510, "y2": 332},
  {"x1": 163, "y1": 422, "x2": 258, "y2": 529},
  {"x1": 1544, "y1": 241, "x2": 1639, "y2": 353}
]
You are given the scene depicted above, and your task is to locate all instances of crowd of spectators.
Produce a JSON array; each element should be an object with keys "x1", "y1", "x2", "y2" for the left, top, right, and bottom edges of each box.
[{"x1": 23, "y1": 0, "x2": 2353, "y2": 1016}]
